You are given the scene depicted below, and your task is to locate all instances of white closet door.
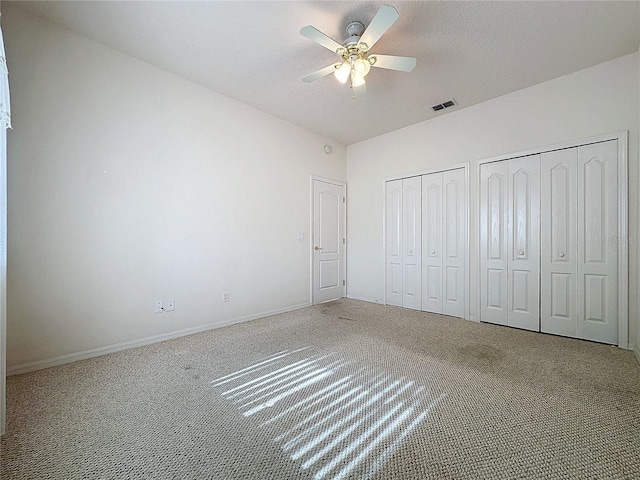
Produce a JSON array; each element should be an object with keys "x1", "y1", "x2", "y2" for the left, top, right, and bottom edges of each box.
[
  {"x1": 422, "y1": 172, "x2": 443, "y2": 313},
  {"x1": 541, "y1": 148, "x2": 578, "y2": 337},
  {"x1": 442, "y1": 168, "x2": 466, "y2": 317},
  {"x1": 507, "y1": 155, "x2": 540, "y2": 331},
  {"x1": 480, "y1": 161, "x2": 509, "y2": 325},
  {"x1": 577, "y1": 141, "x2": 618, "y2": 344},
  {"x1": 385, "y1": 180, "x2": 402, "y2": 307},
  {"x1": 402, "y1": 176, "x2": 422, "y2": 310},
  {"x1": 481, "y1": 157, "x2": 539, "y2": 330}
]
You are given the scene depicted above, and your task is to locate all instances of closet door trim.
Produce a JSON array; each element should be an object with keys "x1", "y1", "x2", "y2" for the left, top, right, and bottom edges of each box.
[{"x1": 475, "y1": 131, "x2": 628, "y2": 349}]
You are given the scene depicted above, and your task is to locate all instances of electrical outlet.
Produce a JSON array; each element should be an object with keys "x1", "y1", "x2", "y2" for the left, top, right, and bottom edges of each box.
[
  {"x1": 155, "y1": 301, "x2": 164, "y2": 313},
  {"x1": 165, "y1": 299, "x2": 175, "y2": 312},
  {"x1": 222, "y1": 291, "x2": 229, "y2": 303}
]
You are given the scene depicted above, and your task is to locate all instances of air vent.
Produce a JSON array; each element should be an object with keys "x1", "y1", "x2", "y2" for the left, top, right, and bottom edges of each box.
[{"x1": 431, "y1": 98, "x2": 457, "y2": 112}]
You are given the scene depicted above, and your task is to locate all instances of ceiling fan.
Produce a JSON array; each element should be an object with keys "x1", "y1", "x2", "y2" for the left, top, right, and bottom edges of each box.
[{"x1": 300, "y1": 4, "x2": 416, "y2": 99}]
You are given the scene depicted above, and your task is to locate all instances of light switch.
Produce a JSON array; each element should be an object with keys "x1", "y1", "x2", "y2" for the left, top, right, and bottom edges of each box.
[{"x1": 297, "y1": 232, "x2": 304, "y2": 241}]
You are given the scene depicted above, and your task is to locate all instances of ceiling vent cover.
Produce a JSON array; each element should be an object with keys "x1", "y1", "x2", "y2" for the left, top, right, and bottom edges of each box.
[{"x1": 431, "y1": 98, "x2": 457, "y2": 112}]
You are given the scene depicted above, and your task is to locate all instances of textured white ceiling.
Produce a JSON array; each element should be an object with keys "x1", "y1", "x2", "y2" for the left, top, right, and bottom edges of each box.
[{"x1": 10, "y1": 1, "x2": 640, "y2": 145}]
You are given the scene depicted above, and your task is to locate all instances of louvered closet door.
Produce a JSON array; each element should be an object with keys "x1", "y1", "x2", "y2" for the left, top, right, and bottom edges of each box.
[
  {"x1": 480, "y1": 156, "x2": 540, "y2": 330},
  {"x1": 402, "y1": 176, "x2": 422, "y2": 310},
  {"x1": 577, "y1": 141, "x2": 618, "y2": 344},
  {"x1": 386, "y1": 180, "x2": 403, "y2": 307},
  {"x1": 422, "y1": 169, "x2": 466, "y2": 317}
]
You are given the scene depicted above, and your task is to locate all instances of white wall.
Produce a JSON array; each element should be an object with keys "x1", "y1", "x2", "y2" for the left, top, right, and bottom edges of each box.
[
  {"x1": 4, "y1": 6, "x2": 346, "y2": 371},
  {"x1": 637, "y1": 49, "x2": 640, "y2": 363},
  {"x1": 347, "y1": 53, "x2": 639, "y2": 348},
  {"x1": 0, "y1": 2, "x2": 6, "y2": 433}
]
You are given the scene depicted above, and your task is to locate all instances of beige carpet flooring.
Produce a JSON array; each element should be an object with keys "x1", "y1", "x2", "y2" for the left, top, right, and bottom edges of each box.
[{"x1": 2, "y1": 299, "x2": 640, "y2": 479}]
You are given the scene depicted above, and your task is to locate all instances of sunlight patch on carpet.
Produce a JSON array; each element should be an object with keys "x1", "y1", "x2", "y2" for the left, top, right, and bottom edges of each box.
[{"x1": 211, "y1": 347, "x2": 445, "y2": 479}]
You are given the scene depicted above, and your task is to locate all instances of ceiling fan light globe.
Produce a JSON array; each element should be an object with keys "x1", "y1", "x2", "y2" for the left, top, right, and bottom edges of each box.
[
  {"x1": 334, "y1": 62, "x2": 351, "y2": 84},
  {"x1": 353, "y1": 58, "x2": 371, "y2": 77},
  {"x1": 352, "y1": 74, "x2": 366, "y2": 87}
]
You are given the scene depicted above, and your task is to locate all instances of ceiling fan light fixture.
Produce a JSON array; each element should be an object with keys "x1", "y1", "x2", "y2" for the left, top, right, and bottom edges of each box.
[
  {"x1": 334, "y1": 62, "x2": 351, "y2": 83},
  {"x1": 351, "y1": 71, "x2": 366, "y2": 87},
  {"x1": 353, "y1": 58, "x2": 371, "y2": 77},
  {"x1": 301, "y1": 4, "x2": 416, "y2": 98}
]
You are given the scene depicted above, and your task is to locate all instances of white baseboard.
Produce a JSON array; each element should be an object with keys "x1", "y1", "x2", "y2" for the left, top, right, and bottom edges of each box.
[
  {"x1": 7, "y1": 302, "x2": 311, "y2": 376},
  {"x1": 633, "y1": 344, "x2": 640, "y2": 365},
  {"x1": 346, "y1": 294, "x2": 383, "y2": 304}
]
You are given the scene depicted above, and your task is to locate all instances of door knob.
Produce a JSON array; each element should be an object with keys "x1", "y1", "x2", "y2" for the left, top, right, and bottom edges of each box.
[
  {"x1": 314, "y1": 246, "x2": 322, "y2": 251},
  {"x1": 559, "y1": 252, "x2": 565, "y2": 257},
  {"x1": 519, "y1": 251, "x2": 525, "y2": 256}
]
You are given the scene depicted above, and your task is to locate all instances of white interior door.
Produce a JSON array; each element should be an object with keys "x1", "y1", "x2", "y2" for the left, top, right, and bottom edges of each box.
[
  {"x1": 422, "y1": 168, "x2": 466, "y2": 317},
  {"x1": 481, "y1": 157, "x2": 539, "y2": 330},
  {"x1": 402, "y1": 176, "x2": 422, "y2": 310},
  {"x1": 442, "y1": 168, "x2": 466, "y2": 317},
  {"x1": 385, "y1": 177, "x2": 422, "y2": 310},
  {"x1": 480, "y1": 137, "x2": 623, "y2": 344},
  {"x1": 507, "y1": 155, "x2": 540, "y2": 331},
  {"x1": 386, "y1": 180, "x2": 403, "y2": 307},
  {"x1": 541, "y1": 148, "x2": 578, "y2": 337},
  {"x1": 480, "y1": 161, "x2": 509, "y2": 325},
  {"x1": 577, "y1": 141, "x2": 618, "y2": 344},
  {"x1": 313, "y1": 179, "x2": 345, "y2": 304},
  {"x1": 422, "y1": 172, "x2": 442, "y2": 313}
]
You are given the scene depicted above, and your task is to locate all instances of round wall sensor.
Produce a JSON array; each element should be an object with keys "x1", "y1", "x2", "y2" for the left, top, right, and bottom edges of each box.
[{"x1": 324, "y1": 145, "x2": 333, "y2": 154}]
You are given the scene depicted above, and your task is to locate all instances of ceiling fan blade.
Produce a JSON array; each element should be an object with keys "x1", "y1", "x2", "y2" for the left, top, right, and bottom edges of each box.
[
  {"x1": 302, "y1": 64, "x2": 339, "y2": 83},
  {"x1": 369, "y1": 54, "x2": 417, "y2": 72},
  {"x1": 358, "y1": 5, "x2": 399, "y2": 51},
  {"x1": 300, "y1": 25, "x2": 344, "y2": 54}
]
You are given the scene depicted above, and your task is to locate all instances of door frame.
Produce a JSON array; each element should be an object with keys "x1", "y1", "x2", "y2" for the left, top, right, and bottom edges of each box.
[
  {"x1": 310, "y1": 176, "x2": 347, "y2": 305},
  {"x1": 382, "y1": 163, "x2": 470, "y2": 320},
  {"x1": 474, "y1": 131, "x2": 629, "y2": 348}
]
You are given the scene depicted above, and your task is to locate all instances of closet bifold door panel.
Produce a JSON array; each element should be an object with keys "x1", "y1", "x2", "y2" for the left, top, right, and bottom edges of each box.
[
  {"x1": 540, "y1": 148, "x2": 578, "y2": 337},
  {"x1": 480, "y1": 161, "x2": 509, "y2": 325},
  {"x1": 422, "y1": 172, "x2": 443, "y2": 313},
  {"x1": 577, "y1": 141, "x2": 618, "y2": 344},
  {"x1": 540, "y1": 141, "x2": 618, "y2": 344},
  {"x1": 441, "y1": 169, "x2": 466, "y2": 317},
  {"x1": 507, "y1": 156, "x2": 540, "y2": 331},
  {"x1": 385, "y1": 177, "x2": 422, "y2": 310},
  {"x1": 422, "y1": 168, "x2": 466, "y2": 317},
  {"x1": 480, "y1": 156, "x2": 540, "y2": 331},
  {"x1": 386, "y1": 179, "x2": 403, "y2": 307},
  {"x1": 402, "y1": 176, "x2": 422, "y2": 310}
]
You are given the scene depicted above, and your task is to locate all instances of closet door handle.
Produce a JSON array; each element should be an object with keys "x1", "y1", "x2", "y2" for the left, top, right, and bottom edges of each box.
[
  {"x1": 558, "y1": 252, "x2": 565, "y2": 257},
  {"x1": 519, "y1": 251, "x2": 525, "y2": 256}
]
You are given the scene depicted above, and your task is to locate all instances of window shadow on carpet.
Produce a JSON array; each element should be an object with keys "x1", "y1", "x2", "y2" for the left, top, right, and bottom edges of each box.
[{"x1": 211, "y1": 347, "x2": 445, "y2": 480}]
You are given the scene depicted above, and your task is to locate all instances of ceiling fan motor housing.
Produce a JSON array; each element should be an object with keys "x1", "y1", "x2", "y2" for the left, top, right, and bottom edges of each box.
[
  {"x1": 344, "y1": 21, "x2": 368, "y2": 50},
  {"x1": 345, "y1": 21, "x2": 365, "y2": 38}
]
